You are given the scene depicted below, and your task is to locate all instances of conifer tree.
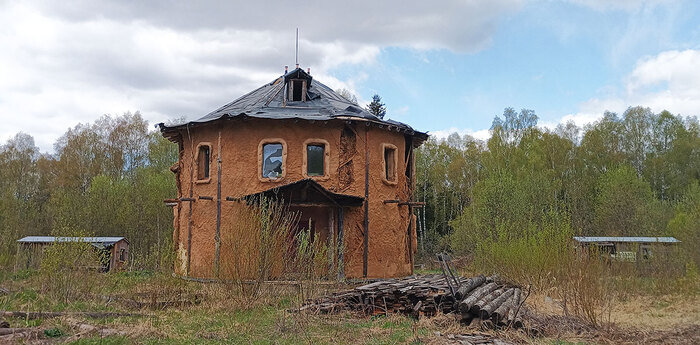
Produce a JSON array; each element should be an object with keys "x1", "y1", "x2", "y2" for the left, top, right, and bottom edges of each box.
[{"x1": 367, "y1": 94, "x2": 386, "y2": 119}]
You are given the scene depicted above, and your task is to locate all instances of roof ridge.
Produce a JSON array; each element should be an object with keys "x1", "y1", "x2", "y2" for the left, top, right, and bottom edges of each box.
[
  {"x1": 158, "y1": 70, "x2": 427, "y2": 141},
  {"x1": 205, "y1": 76, "x2": 282, "y2": 117}
]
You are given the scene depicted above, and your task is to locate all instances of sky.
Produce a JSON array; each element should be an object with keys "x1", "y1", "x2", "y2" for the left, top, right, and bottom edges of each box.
[{"x1": 1, "y1": 0, "x2": 699, "y2": 152}]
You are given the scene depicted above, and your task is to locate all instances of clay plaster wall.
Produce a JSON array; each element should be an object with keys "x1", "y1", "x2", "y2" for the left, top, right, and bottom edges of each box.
[{"x1": 171, "y1": 118, "x2": 418, "y2": 279}]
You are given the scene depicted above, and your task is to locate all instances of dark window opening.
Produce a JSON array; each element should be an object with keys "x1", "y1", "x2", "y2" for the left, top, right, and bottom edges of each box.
[
  {"x1": 197, "y1": 145, "x2": 210, "y2": 180},
  {"x1": 119, "y1": 248, "x2": 126, "y2": 262},
  {"x1": 307, "y1": 144, "x2": 325, "y2": 176},
  {"x1": 289, "y1": 79, "x2": 304, "y2": 102},
  {"x1": 262, "y1": 143, "x2": 284, "y2": 179},
  {"x1": 384, "y1": 146, "x2": 396, "y2": 182},
  {"x1": 404, "y1": 136, "x2": 413, "y2": 179}
]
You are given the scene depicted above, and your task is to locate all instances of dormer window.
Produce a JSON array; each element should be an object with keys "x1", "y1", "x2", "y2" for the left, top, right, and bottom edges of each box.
[{"x1": 288, "y1": 79, "x2": 306, "y2": 102}]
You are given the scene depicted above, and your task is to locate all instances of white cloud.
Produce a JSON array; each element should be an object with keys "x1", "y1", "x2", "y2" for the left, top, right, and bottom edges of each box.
[
  {"x1": 393, "y1": 106, "x2": 410, "y2": 116},
  {"x1": 429, "y1": 128, "x2": 491, "y2": 142},
  {"x1": 567, "y1": 0, "x2": 676, "y2": 12},
  {"x1": 562, "y1": 49, "x2": 700, "y2": 127},
  {"x1": 0, "y1": 1, "x2": 521, "y2": 152}
]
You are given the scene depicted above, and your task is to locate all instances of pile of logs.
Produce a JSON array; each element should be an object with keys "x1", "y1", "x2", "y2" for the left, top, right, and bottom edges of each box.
[{"x1": 299, "y1": 274, "x2": 525, "y2": 329}]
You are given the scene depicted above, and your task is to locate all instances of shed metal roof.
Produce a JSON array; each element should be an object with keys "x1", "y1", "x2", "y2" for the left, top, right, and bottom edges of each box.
[
  {"x1": 17, "y1": 236, "x2": 127, "y2": 249},
  {"x1": 573, "y1": 236, "x2": 680, "y2": 243},
  {"x1": 158, "y1": 68, "x2": 427, "y2": 140}
]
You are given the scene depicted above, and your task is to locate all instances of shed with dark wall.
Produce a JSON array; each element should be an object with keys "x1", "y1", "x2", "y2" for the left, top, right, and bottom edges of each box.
[
  {"x1": 573, "y1": 236, "x2": 680, "y2": 262},
  {"x1": 15, "y1": 236, "x2": 129, "y2": 272}
]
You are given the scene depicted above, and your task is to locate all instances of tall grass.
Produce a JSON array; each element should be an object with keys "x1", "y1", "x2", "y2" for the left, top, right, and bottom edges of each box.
[
  {"x1": 473, "y1": 212, "x2": 573, "y2": 289},
  {"x1": 472, "y1": 213, "x2": 616, "y2": 327},
  {"x1": 38, "y1": 228, "x2": 104, "y2": 303},
  {"x1": 220, "y1": 197, "x2": 332, "y2": 301}
]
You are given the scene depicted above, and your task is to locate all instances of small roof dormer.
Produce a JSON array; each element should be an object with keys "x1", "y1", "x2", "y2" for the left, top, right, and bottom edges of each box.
[{"x1": 283, "y1": 67, "x2": 313, "y2": 104}]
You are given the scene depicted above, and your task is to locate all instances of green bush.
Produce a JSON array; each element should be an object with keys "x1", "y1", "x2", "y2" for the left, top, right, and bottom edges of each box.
[
  {"x1": 471, "y1": 211, "x2": 573, "y2": 289},
  {"x1": 38, "y1": 228, "x2": 104, "y2": 303}
]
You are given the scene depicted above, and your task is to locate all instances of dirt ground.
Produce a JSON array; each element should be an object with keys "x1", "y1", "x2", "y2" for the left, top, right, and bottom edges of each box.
[
  {"x1": 524, "y1": 292, "x2": 700, "y2": 344},
  {"x1": 2, "y1": 271, "x2": 699, "y2": 344}
]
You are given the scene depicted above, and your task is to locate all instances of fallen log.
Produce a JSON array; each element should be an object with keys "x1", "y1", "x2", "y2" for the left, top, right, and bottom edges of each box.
[
  {"x1": 471, "y1": 288, "x2": 505, "y2": 314},
  {"x1": 492, "y1": 294, "x2": 514, "y2": 324},
  {"x1": 506, "y1": 288, "x2": 522, "y2": 326},
  {"x1": 459, "y1": 282, "x2": 497, "y2": 314},
  {"x1": 479, "y1": 288, "x2": 515, "y2": 319},
  {"x1": 298, "y1": 274, "x2": 529, "y2": 331},
  {"x1": 1, "y1": 311, "x2": 144, "y2": 320},
  {"x1": 455, "y1": 275, "x2": 485, "y2": 300},
  {"x1": 0, "y1": 327, "x2": 41, "y2": 336}
]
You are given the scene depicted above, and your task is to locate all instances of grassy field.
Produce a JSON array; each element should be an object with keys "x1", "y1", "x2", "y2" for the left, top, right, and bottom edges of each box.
[{"x1": 0, "y1": 269, "x2": 698, "y2": 344}]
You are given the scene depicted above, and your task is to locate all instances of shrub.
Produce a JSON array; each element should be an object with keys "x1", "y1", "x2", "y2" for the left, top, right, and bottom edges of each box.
[
  {"x1": 38, "y1": 228, "x2": 104, "y2": 303},
  {"x1": 220, "y1": 197, "x2": 331, "y2": 300},
  {"x1": 472, "y1": 211, "x2": 573, "y2": 289},
  {"x1": 470, "y1": 211, "x2": 616, "y2": 327}
]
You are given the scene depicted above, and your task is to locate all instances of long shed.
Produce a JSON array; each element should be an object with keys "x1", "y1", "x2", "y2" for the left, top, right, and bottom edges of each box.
[
  {"x1": 15, "y1": 236, "x2": 129, "y2": 272},
  {"x1": 573, "y1": 236, "x2": 680, "y2": 262}
]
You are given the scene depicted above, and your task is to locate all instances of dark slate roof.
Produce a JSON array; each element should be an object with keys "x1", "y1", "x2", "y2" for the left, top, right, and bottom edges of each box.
[
  {"x1": 573, "y1": 236, "x2": 680, "y2": 243},
  {"x1": 158, "y1": 68, "x2": 426, "y2": 138},
  {"x1": 17, "y1": 236, "x2": 128, "y2": 249}
]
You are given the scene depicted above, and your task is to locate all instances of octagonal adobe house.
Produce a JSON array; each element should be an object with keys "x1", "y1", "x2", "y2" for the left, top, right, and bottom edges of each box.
[{"x1": 158, "y1": 66, "x2": 428, "y2": 280}]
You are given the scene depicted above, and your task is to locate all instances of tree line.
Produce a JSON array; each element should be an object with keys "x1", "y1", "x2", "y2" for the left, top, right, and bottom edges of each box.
[
  {"x1": 415, "y1": 106, "x2": 700, "y2": 269},
  {"x1": 0, "y1": 112, "x2": 177, "y2": 269},
  {"x1": 1, "y1": 106, "x2": 698, "y2": 272}
]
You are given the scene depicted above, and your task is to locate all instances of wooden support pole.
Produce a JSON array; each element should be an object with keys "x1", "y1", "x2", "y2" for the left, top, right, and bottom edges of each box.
[
  {"x1": 173, "y1": 141, "x2": 184, "y2": 271},
  {"x1": 363, "y1": 126, "x2": 370, "y2": 278},
  {"x1": 186, "y1": 126, "x2": 194, "y2": 277},
  {"x1": 214, "y1": 131, "x2": 222, "y2": 278},
  {"x1": 197, "y1": 196, "x2": 213, "y2": 200},
  {"x1": 398, "y1": 201, "x2": 425, "y2": 206},
  {"x1": 180, "y1": 197, "x2": 196, "y2": 202},
  {"x1": 337, "y1": 206, "x2": 344, "y2": 280},
  {"x1": 407, "y1": 206, "x2": 414, "y2": 272},
  {"x1": 225, "y1": 196, "x2": 241, "y2": 201},
  {"x1": 382, "y1": 200, "x2": 424, "y2": 206}
]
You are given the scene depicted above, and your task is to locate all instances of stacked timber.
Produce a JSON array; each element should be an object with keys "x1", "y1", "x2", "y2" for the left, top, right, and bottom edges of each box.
[{"x1": 299, "y1": 274, "x2": 526, "y2": 329}]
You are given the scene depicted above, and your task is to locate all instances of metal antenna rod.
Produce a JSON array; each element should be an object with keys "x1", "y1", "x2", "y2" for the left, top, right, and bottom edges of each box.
[{"x1": 295, "y1": 28, "x2": 299, "y2": 66}]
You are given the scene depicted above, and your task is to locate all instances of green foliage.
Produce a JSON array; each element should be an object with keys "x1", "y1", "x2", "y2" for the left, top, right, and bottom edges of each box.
[
  {"x1": 417, "y1": 107, "x2": 699, "y2": 263},
  {"x1": 667, "y1": 182, "x2": 700, "y2": 268},
  {"x1": 39, "y1": 228, "x2": 104, "y2": 303},
  {"x1": 44, "y1": 327, "x2": 64, "y2": 338},
  {"x1": 0, "y1": 112, "x2": 177, "y2": 271},
  {"x1": 471, "y1": 211, "x2": 574, "y2": 288},
  {"x1": 593, "y1": 165, "x2": 660, "y2": 236}
]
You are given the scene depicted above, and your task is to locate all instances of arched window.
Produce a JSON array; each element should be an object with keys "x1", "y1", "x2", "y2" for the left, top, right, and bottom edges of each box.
[
  {"x1": 382, "y1": 143, "x2": 398, "y2": 185},
  {"x1": 258, "y1": 139, "x2": 287, "y2": 181},
  {"x1": 303, "y1": 139, "x2": 330, "y2": 179},
  {"x1": 195, "y1": 143, "x2": 212, "y2": 183}
]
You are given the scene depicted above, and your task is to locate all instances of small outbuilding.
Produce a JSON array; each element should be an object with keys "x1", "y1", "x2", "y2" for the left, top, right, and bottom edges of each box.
[
  {"x1": 573, "y1": 236, "x2": 680, "y2": 262},
  {"x1": 15, "y1": 236, "x2": 129, "y2": 272},
  {"x1": 159, "y1": 66, "x2": 427, "y2": 280}
]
